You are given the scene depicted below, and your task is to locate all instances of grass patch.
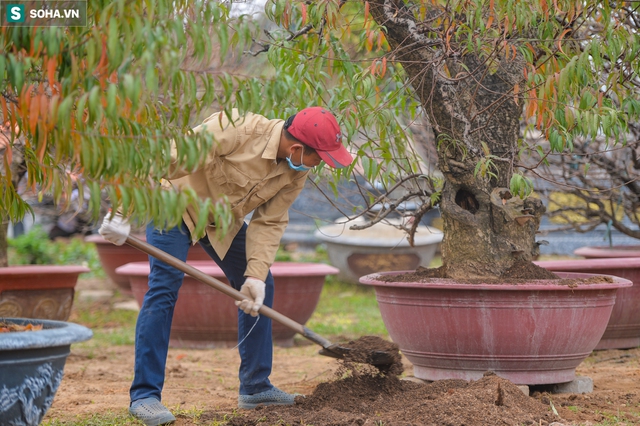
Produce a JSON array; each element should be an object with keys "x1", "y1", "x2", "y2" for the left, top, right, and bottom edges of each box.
[
  {"x1": 69, "y1": 300, "x2": 138, "y2": 350},
  {"x1": 41, "y1": 412, "x2": 132, "y2": 425},
  {"x1": 306, "y1": 275, "x2": 388, "y2": 340}
]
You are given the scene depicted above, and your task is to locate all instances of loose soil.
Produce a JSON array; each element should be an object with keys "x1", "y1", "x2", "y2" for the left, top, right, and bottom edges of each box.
[
  {"x1": 45, "y1": 277, "x2": 640, "y2": 426},
  {"x1": 381, "y1": 260, "x2": 614, "y2": 286}
]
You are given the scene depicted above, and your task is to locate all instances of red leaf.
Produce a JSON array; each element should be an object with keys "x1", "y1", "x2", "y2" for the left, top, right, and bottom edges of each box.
[
  {"x1": 47, "y1": 57, "x2": 57, "y2": 87},
  {"x1": 29, "y1": 92, "x2": 40, "y2": 135}
]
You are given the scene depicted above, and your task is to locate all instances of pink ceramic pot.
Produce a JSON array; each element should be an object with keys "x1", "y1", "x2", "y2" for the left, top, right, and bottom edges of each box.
[
  {"x1": 0, "y1": 265, "x2": 89, "y2": 320},
  {"x1": 85, "y1": 234, "x2": 210, "y2": 296},
  {"x1": 360, "y1": 271, "x2": 631, "y2": 385},
  {"x1": 116, "y1": 261, "x2": 338, "y2": 348},
  {"x1": 537, "y1": 257, "x2": 640, "y2": 350}
]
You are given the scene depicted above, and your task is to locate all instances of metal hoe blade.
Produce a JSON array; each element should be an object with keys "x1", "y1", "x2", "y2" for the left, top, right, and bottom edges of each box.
[{"x1": 318, "y1": 344, "x2": 397, "y2": 366}]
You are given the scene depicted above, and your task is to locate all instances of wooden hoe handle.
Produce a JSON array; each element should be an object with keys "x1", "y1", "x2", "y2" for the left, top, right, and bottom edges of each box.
[{"x1": 124, "y1": 235, "x2": 335, "y2": 350}]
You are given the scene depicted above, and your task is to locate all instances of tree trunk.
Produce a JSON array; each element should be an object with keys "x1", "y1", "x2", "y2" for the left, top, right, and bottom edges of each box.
[{"x1": 369, "y1": 1, "x2": 545, "y2": 279}]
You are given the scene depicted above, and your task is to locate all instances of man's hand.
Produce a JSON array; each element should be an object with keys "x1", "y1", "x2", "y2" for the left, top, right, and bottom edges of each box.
[
  {"x1": 98, "y1": 213, "x2": 131, "y2": 246},
  {"x1": 235, "y1": 277, "x2": 266, "y2": 317}
]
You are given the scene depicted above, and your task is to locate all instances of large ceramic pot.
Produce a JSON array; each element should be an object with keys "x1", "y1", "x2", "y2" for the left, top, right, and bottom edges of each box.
[
  {"x1": 85, "y1": 234, "x2": 210, "y2": 296},
  {"x1": 360, "y1": 271, "x2": 631, "y2": 385},
  {"x1": 0, "y1": 265, "x2": 89, "y2": 320},
  {"x1": 539, "y1": 255, "x2": 640, "y2": 350},
  {"x1": 0, "y1": 317, "x2": 93, "y2": 426},
  {"x1": 116, "y1": 261, "x2": 339, "y2": 348},
  {"x1": 314, "y1": 219, "x2": 443, "y2": 284}
]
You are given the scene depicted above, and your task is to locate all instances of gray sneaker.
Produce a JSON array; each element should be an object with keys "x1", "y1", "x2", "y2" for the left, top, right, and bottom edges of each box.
[
  {"x1": 129, "y1": 397, "x2": 176, "y2": 426},
  {"x1": 238, "y1": 387, "x2": 300, "y2": 409}
]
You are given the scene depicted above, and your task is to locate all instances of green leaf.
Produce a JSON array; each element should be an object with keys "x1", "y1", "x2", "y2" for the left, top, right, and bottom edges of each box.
[
  {"x1": 75, "y1": 93, "x2": 89, "y2": 130},
  {"x1": 145, "y1": 64, "x2": 158, "y2": 95},
  {"x1": 88, "y1": 85, "x2": 102, "y2": 123},
  {"x1": 107, "y1": 17, "x2": 119, "y2": 63},
  {"x1": 0, "y1": 56, "x2": 6, "y2": 91},
  {"x1": 106, "y1": 84, "x2": 117, "y2": 118}
]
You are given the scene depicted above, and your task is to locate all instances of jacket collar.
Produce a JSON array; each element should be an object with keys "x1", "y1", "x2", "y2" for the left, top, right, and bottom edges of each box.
[{"x1": 261, "y1": 120, "x2": 285, "y2": 161}]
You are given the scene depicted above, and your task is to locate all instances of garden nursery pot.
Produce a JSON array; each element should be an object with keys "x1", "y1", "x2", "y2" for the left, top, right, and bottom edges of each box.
[
  {"x1": 536, "y1": 257, "x2": 640, "y2": 350},
  {"x1": 0, "y1": 265, "x2": 89, "y2": 321},
  {"x1": 359, "y1": 271, "x2": 631, "y2": 385},
  {"x1": 314, "y1": 218, "x2": 443, "y2": 284},
  {"x1": 116, "y1": 261, "x2": 338, "y2": 348},
  {"x1": 0, "y1": 317, "x2": 93, "y2": 426},
  {"x1": 85, "y1": 234, "x2": 210, "y2": 296}
]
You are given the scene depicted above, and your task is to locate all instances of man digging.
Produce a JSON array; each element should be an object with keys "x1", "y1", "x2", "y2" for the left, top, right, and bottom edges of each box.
[{"x1": 99, "y1": 107, "x2": 353, "y2": 426}]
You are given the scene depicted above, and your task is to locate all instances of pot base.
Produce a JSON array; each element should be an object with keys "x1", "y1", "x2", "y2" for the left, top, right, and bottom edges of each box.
[
  {"x1": 413, "y1": 367, "x2": 579, "y2": 385},
  {"x1": 409, "y1": 350, "x2": 589, "y2": 384},
  {"x1": 595, "y1": 336, "x2": 640, "y2": 351}
]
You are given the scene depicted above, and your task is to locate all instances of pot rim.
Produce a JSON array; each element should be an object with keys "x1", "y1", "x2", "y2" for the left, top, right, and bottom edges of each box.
[
  {"x1": 0, "y1": 318, "x2": 93, "y2": 350},
  {"x1": 85, "y1": 233, "x2": 146, "y2": 244},
  {"x1": 116, "y1": 260, "x2": 339, "y2": 277},
  {"x1": 0, "y1": 265, "x2": 90, "y2": 275},
  {"x1": 574, "y1": 245, "x2": 640, "y2": 258},
  {"x1": 314, "y1": 224, "x2": 443, "y2": 247},
  {"x1": 535, "y1": 257, "x2": 640, "y2": 270},
  {"x1": 359, "y1": 270, "x2": 633, "y2": 290}
]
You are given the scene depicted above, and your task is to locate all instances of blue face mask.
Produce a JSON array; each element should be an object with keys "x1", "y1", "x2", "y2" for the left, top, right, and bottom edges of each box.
[{"x1": 286, "y1": 150, "x2": 311, "y2": 172}]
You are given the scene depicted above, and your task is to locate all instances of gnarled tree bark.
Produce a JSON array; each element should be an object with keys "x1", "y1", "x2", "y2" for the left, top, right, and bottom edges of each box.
[{"x1": 368, "y1": 0, "x2": 545, "y2": 279}]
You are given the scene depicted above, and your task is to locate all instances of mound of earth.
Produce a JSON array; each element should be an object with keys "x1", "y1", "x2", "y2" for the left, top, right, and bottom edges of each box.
[{"x1": 218, "y1": 370, "x2": 556, "y2": 426}]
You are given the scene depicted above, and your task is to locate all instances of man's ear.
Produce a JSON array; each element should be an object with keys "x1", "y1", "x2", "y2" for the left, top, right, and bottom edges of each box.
[{"x1": 290, "y1": 143, "x2": 303, "y2": 155}]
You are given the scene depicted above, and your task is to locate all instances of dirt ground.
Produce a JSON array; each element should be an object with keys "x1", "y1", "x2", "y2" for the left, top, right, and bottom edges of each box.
[{"x1": 44, "y1": 278, "x2": 640, "y2": 426}]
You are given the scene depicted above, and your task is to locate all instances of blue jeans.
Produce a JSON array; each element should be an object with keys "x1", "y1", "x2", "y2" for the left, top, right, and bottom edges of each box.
[{"x1": 129, "y1": 221, "x2": 275, "y2": 403}]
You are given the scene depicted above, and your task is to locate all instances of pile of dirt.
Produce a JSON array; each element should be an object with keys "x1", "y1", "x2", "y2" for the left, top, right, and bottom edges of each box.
[
  {"x1": 338, "y1": 335, "x2": 404, "y2": 376},
  {"x1": 219, "y1": 371, "x2": 557, "y2": 425},
  {"x1": 217, "y1": 335, "x2": 557, "y2": 425}
]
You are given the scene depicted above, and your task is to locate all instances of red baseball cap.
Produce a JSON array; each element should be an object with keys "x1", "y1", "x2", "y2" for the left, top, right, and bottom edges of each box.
[{"x1": 285, "y1": 107, "x2": 353, "y2": 169}]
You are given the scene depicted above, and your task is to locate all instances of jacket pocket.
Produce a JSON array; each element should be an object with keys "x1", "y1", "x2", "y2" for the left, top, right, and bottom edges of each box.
[{"x1": 207, "y1": 160, "x2": 251, "y2": 190}]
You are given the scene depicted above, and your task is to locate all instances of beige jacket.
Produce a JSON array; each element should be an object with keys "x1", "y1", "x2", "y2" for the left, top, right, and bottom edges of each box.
[{"x1": 167, "y1": 110, "x2": 308, "y2": 281}]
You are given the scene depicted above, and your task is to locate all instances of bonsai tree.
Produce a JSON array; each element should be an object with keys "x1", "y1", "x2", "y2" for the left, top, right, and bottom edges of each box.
[
  {"x1": 2, "y1": 0, "x2": 640, "y2": 282},
  {"x1": 236, "y1": 0, "x2": 640, "y2": 279}
]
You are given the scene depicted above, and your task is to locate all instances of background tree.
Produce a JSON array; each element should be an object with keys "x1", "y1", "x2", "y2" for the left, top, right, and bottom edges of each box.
[
  {"x1": 529, "y1": 123, "x2": 640, "y2": 243},
  {"x1": 2, "y1": 0, "x2": 640, "y2": 280},
  {"x1": 0, "y1": 0, "x2": 252, "y2": 265}
]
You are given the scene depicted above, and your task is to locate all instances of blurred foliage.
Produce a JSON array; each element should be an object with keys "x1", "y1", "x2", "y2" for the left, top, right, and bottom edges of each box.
[
  {"x1": 547, "y1": 192, "x2": 627, "y2": 225},
  {"x1": 275, "y1": 243, "x2": 330, "y2": 262},
  {"x1": 8, "y1": 226, "x2": 105, "y2": 277},
  {"x1": 0, "y1": 0, "x2": 248, "y2": 238}
]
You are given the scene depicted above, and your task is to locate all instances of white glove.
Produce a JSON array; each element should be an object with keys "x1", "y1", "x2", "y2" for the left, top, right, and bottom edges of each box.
[
  {"x1": 235, "y1": 277, "x2": 265, "y2": 317},
  {"x1": 98, "y1": 212, "x2": 131, "y2": 246}
]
